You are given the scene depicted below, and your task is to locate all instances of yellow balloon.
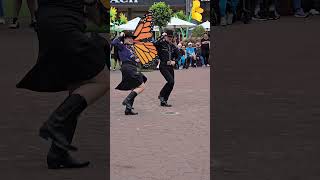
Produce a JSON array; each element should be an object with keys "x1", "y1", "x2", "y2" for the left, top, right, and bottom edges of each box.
[
  {"x1": 193, "y1": 0, "x2": 200, "y2": 8},
  {"x1": 196, "y1": 7, "x2": 204, "y2": 13},
  {"x1": 192, "y1": 12, "x2": 202, "y2": 22}
]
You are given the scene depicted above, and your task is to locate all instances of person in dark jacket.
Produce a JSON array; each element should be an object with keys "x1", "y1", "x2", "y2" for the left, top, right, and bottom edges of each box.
[
  {"x1": 112, "y1": 31, "x2": 147, "y2": 115},
  {"x1": 201, "y1": 33, "x2": 210, "y2": 67},
  {"x1": 195, "y1": 42, "x2": 205, "y2": 67},
  {"x1": 154, "y1": 30, "x2": 180, "y2": 107},
  {"x1": 16, "y1": 0, "x2": 109, "y2": 169}
]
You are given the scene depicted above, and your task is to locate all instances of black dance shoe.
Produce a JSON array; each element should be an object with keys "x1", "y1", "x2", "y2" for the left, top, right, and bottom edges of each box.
[
  {"x1": 125, "y1": 108, "x2": 138, "y2": 115},
  {"x1": 161, "y1": 101, "x2": 172, "y2": 107},
  {"x1": 47, "y1": 151, "x2": 90, "y2": 169},
  {"x1": 159, "y1": 96, "x2": 172, "y2": 107}
]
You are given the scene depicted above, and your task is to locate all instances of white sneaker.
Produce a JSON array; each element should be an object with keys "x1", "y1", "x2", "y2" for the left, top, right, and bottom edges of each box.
[
  {"x1": 0, "y1": 18, "x2": 5, "y2": 24},
  {"x1": 309, "y1": 9, "x2": 320, "y2": 15},
  {"x1": 227, "y1": 13, "x2": 234, "y2": 25},
  {"x1": 220, "y1": 17, "x2": 227, "y2": 26}
]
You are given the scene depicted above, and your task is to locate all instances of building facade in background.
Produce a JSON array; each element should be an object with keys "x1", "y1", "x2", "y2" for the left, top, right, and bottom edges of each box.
[{"x1": 110, "y1": 0, "x2": 210, "y2": 22}]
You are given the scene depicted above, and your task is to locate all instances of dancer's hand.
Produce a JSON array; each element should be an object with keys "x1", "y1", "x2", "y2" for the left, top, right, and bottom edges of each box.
[
  {"x1": 135, "y1": 58, "x2": 140, "y2": 62},
  {"x1": 170, "y1": 61, "x2": 176, "y2": 66}
]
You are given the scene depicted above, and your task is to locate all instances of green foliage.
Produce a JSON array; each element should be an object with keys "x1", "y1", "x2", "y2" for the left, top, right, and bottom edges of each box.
[
  {"x1": 110, "y1": 7, "x2": 117, "y2": 23},
  {"x1": 191, "y1": 25, "x2": 205, "y2": 37},
  {"x1": 173, "y1": 10, "x2": 187, "y2": 21},
  {"x1": 149, "y1": 2, "x2": 172, "y2": 32},
  {"x1": 119, "y1": 13, "x2": 128, "y2": 25},
  {"x1": 110, "y1": 7, "x2": 127, "y2": 32}
]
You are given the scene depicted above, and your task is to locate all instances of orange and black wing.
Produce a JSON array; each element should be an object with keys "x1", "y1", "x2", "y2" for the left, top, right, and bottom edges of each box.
[
  {"x1": 133, "y1": 12, "x2": 154, "y2": 41},
  {"x1": 133, "y1": 42, "x2": 158, "y2": 65},
  {"x1": 132, "y1": 11, "x2": 158, "y2": 65}
]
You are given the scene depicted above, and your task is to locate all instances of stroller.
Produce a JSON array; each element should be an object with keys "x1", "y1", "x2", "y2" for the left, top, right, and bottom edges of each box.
[{"x1": 211, "y1": 0, "x2": 252, "y2": 25}]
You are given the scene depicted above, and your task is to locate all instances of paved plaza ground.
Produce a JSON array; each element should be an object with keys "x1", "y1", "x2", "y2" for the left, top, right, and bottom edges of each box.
[
  {"x1": 110, "y1": 68, "x2": 210, "y2": 180},
  {"x1": 212, "y1": 16, "x2": 320, "y2": 179}
]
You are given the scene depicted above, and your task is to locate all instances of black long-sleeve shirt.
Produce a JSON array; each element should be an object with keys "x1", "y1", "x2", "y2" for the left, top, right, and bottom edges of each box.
[{"x1": 154, "y1": 38, "x2": 180, "y2": 66}]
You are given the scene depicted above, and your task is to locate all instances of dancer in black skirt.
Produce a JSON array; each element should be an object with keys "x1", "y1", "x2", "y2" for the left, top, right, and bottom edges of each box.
[
  {"x1": 16, "y1": 0, "x2": 109, "y2": 169},
  {"x1": 155, "y1": 30, "x2": 180, "y2": 107},
  {"x1": 112, "y1": 31, "x2": 147, "y2": 115}
]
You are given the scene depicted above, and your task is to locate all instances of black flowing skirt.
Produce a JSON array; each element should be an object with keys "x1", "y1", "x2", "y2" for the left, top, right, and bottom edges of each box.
[
  {"x1": 115, "y1": 62, "x2": 147, "y2": 91},
  {"x1": 16, "y1": 7, "x2": 107, "y2": 92}
]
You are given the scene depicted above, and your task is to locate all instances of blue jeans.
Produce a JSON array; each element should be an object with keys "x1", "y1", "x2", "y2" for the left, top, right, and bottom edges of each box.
[
  {"x1": 293, "y1": 0, "x2": 302, "y2": 10},
  {"x1": 181, "y1": 56, "x2": 186, "y2": 66},
  {"x1": 200, "y1": 56, "x2": 205, "y2": 65},
  {"x1": 0, "y1": 0, "x2": 4, "y2": 17},
  {"x1": 219, "y1": 0, "x2": 239, "y2": 17}
]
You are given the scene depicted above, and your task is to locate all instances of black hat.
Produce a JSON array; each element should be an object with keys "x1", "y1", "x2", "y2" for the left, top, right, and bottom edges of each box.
[
  {"x1": 123, "y1": 31, "x2": 136, "y2": 39},
  {"x1": 164, "y1": 29, "x2": 174, "y2": 37}
]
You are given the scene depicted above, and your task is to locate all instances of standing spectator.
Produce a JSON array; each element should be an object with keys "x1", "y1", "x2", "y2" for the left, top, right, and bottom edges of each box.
[
  {"x1": 303, "y1": 0, "x2": 320, "y2": 15},
  {"x1": 292, "y1": 0, "x2": 308, "y2": 17},
  {"x1": 253, "y1": 0, "x2": 280, "y2": 20},
  {"x1": 195, "y1": 42, "x2": 205, "y2": 67},
  {"x1": 0, "y1": 0, "x2": 5, "y2": 24},
  {"x1": 201, "y1": 34, "x2": 210, "y2": 67},
  {"x1": 219, "y1": 0, "x2": 239, "y2": 26},
  {"x1": 9, "y1": 0, "x2": 37, "y2": 29}
]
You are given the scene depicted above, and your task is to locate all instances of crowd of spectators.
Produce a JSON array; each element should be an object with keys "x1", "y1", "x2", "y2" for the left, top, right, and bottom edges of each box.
[
  {"x1": 213, "y1": 0, "x2": 320, "y2": 26},
  {"x1": 171, "y1": 33, "x2": 211, "y2": 70},
  {"x1": 110, "y1": 33, "x2": 211, "y2": 71}
]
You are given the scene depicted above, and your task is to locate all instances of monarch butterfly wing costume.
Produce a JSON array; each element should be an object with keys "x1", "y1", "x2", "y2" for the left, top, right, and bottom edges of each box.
[{"x1": 132, "y1": 12, "x2": 158, "y2": 65}]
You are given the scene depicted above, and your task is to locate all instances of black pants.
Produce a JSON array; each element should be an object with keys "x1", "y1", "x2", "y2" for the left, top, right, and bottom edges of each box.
[
  {"x1": 184, "y1": 57, "x2": 191, "y2": 69},
  {"x1": 159, "y1": 65, "x2": 175, "y2": 101},
  {"x1": 203, "y1": 52, "x2": 210, "y2": 65}
]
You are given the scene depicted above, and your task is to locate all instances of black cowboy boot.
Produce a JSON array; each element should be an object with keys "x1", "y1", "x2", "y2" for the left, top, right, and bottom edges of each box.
[
  {"x1": 125, "y1": 96, "x2": 138, "y2": 115},
  {"x1": 129, "y1": 97, "x2": 135, "y2": 110},
  {"x1": 47, "y1": 145, "x2": 90, "y2": 169},
  {"x1": 39, "y1": 94, "x2": 87, "y2": 151},
  {"x1": 159, "y1": 96, "x2": 172, "y2": 107},
  {"x1": 47, "y1": 115, "x2": 90, "y2": 169},
  {"x1": 125, "y1": 106, "x2": 138, "y2": 115},
  {"x1": 47, "y1": 147, "x2": 90, "y2": 169},
  {"x1": 122, "y1": 91, "x2": 137, "y2": 110}
]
